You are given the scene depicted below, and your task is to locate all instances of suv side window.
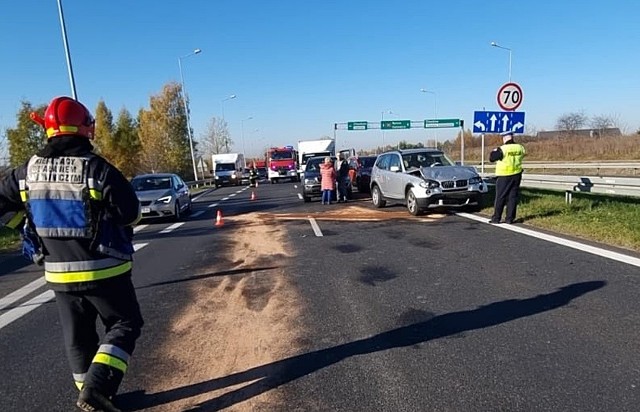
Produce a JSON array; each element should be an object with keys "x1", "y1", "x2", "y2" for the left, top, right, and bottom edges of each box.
[
  {"x1": 376, "y1": 154, "x2": 390, "y2": 171},
  {"x1": 388, "y1": 154, "x2": 401, "y2": 170}
]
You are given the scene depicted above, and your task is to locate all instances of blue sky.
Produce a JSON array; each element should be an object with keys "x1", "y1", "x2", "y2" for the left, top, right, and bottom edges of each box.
[{"x1": 1, "y1": 0, "x2": 638, "y2": 157}]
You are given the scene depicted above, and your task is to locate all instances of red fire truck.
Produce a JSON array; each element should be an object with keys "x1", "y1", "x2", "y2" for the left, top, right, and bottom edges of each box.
[{"x1": 267, "y1": 146, "x2": 298, "y2": 183}]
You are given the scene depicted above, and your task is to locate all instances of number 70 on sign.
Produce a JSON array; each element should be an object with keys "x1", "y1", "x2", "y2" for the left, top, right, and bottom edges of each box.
[{"x1": 497, "y1": 82, "x2": 523, "y2": 111}]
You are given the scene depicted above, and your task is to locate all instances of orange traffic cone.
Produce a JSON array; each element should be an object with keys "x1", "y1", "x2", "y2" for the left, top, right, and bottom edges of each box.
[
  {"x1": 250, "y1": 191, "x2": 256, "y2": 201},
  {"x1": 214, "y1": 210, "x2": 224, "y2": 227}
]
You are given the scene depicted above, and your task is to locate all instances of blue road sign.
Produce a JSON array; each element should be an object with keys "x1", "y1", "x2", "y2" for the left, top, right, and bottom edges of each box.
[{"x1": 473, "y1": 111, "x2": 525, "y2": 134}]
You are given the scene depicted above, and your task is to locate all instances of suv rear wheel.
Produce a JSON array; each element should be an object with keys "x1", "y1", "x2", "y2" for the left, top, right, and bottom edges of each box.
[
  {"x1": 371, "y1": 185, "x2": 386, "y2": 208},
  {"x1": 406, "y1": 188, "x2": 422, "y2": 216}
]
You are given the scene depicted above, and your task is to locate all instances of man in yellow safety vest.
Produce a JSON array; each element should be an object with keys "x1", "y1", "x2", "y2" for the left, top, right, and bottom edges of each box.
[{"x1": 489, "y1": 130, "x2": 526, "y2": 224}]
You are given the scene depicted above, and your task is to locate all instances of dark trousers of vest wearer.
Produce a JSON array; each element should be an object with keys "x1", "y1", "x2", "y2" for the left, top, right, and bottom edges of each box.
[
  {"x1": 54, "y1": 273, "x2": 143, "y2": 398},
  {"x1": 492, "y1": 172, "x2": 523, "y2": 223}
]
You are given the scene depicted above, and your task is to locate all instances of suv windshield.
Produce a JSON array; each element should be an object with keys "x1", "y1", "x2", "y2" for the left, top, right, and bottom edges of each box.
[
  {"x1": 401, "y1": 152, "x2": 454, "y2": 168},
  {"x1": 360, "y1": 157, "x2": 376, "y2": 168}
]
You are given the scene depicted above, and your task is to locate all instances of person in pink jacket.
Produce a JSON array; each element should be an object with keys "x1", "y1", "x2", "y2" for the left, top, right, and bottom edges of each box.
[{"x1": 320, "y1": 157, "x2": 336, "y2": 205}]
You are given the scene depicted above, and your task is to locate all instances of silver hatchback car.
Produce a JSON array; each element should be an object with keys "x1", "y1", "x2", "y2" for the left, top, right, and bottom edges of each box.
[
  {"x1": 370, "y1": 149, "x2": 487, "y2": 215},
  {"x1": 131, "y1": 173, "x2": 192, "y2": 221}
]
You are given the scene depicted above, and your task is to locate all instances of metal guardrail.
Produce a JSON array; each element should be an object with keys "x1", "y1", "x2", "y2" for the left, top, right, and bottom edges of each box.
[
  {"x1": 474, "y1": 161, "x2": 640, "y2": 175},
  {"x1": 186, "y1": 179, "x2": 215, "y2": 189},
  {"x1": 484, "y1": 173, "x2": 640, "y2": 203}
]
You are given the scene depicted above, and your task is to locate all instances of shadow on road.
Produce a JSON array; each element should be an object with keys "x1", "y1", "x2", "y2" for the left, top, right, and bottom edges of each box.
[{"x1": 119, "y1": 280, "x2": 606, "y2": 411}]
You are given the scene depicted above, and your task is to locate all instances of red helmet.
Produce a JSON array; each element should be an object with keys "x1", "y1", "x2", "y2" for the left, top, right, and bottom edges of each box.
[{"x1": 30, "y1": 96, "x2": 95, "y2": 139}]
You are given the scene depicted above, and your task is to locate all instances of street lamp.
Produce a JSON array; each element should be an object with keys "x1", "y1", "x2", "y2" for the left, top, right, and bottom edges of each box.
[
  {"x1": 420, "y1": 88, "x2": 438, "y2": 149},
  {"x1": 490, "y1": 41, "x2": 512, "y2": 82},
  {"x1": 241, "y1": 116, "x2": 253, "y2": 167},
  {"x1": 56, "y1": 0, "x2": 77, "y2": 99},
  {"x1": 221, "y1": 94, "x2": 237, "y2": 120},
  {"x1": 178, "y1": 48, "x2": 202, "y2": 181}
]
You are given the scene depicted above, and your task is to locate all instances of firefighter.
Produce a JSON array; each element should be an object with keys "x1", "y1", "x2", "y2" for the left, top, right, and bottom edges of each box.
[
  {"x1": 0, "y1": 96, "x2": 143, "y2": 412},
  {"x1": 249, "y1": 163, "x2": 258, "y2": 187},
  {"x1": 489, "y1": 130, "x2": 526, "y2": 224}
]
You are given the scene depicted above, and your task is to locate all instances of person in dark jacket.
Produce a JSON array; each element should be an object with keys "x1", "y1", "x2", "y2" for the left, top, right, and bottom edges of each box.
[
  {"x1": 489, "y1": 130, "x2": 526, "y2": 224},
  {"x1": 0, "y1": 96, "x2": 143, "y2": 412},
  {"x1": 336, "y1": 154, "x2": 350, "y2": 202}
]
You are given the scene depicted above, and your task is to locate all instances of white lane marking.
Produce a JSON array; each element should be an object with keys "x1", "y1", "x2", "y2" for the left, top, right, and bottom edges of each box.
[
  {"x1": 229, "y1": 193, "x2": 237, "y2": 197},
  {"x1": 134, "y1": 243, "x2": 149, "y2": 251},
  {"x1": 297, "y1": 193, "x2": 303, "y2": 200},
  {"x1": 222, "y1": 197, "x2": 230, "y2": 201},
  {"x1": 190, "y1": 211, "x2": 205, "y2": 218},
  {"x1": 293, "y1": 184, "x2": 299, "y2": 189},
  {"x1": 0, "y1": 277, "x2": 46, "y2": 311},
  {"x1": 208, "y1": 203, "x2": 219, "y2": 208},
  {"x1": 458, "y1": 212, "x2": 640, "y2": 268},
  {"x1": 309, "y1": 218, "x2": 323, "y2": 237},
  {"x1": 133, "y1": 224, "x2": 148, "y2": 233},
  {"x1": 159, "y1": 223, "x2": 184, "y2": 234},
  {"x1": 0, "y1": 243, "x2": 149, "y2": 331},
  {"x1": 0, "y1": 290, "x2": 55, "y2": 330}
]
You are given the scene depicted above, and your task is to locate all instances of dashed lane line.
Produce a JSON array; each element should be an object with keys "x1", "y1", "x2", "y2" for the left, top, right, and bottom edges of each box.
[
  {"x1": 309, "y1": 218, "x2": 323, "y2": 237},
  {"x1": 0, "y1": 277, "x2": 46, "y2": 311},
  {"x1": 159, "y1": 223, "x2": 185, "y2": 234}
]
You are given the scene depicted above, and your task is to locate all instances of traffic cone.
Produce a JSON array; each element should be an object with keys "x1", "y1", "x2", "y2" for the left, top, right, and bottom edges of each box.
[
  {"x1": 214, "y1": 210, "x2": 224, "y2": 227},
  {"x1": 250, "y1": 191, "x2": 256, "y2": 201}
]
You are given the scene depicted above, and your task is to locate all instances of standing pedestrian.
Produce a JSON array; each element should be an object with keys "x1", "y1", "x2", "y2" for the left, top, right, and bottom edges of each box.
[
  {"x1": 489, "y1": 130, "x2": 526, "y2": 224},
  {"x1": 337, "y1": 154, "x2": 350, "y2": 202},
  {"x1": 320, "y1": 156, "x2": 336, "y2": 204},
  {"x1": 0, "y1": 96, "x2": 143, "y2": 412}
]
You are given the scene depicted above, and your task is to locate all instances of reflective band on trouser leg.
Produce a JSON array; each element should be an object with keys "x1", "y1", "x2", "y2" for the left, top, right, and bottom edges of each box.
[
  {"x1": 73, "y1": 372, "x2": 86, "y2": 390},
  {"x1": 45, "y1": 261, "x2": 132, "y2": 283},
  {"x1": 92, "y1": 353, "x2": 128, "y2": 374}
]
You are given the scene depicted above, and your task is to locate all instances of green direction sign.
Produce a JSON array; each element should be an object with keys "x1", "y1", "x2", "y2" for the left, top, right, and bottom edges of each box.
[
  {"x1": 424, "y1": 118, "x2": 461, "y2": 128},
  {"x1": 381, "y1": 120, "x2": 411, "y2": 130},
  {"x1": 347, "y1": 121, "x2": 368, "y2": 131}
]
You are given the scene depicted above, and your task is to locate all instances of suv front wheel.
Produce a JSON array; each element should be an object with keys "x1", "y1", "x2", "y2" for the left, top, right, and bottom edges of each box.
[
  {"x1": 371, "y1": 185, "x2": 386, "y2": 208},
  {"x1": 406, "y1": 188, "x2": 422, "y2": 216}
]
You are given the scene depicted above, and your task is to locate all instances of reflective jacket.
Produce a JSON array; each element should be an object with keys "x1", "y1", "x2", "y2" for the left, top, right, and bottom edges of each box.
[
  {"x1": 493, "y1": 142, "x2": 526, "y2": 176},
  {"x1": 0, "y1": 136, "x2": 140, "y2": 291}
]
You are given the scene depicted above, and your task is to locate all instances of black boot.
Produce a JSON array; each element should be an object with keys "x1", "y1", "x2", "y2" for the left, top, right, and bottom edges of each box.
[{"x1": 77, "y1": 386, "x2": 121, "y2": 412}]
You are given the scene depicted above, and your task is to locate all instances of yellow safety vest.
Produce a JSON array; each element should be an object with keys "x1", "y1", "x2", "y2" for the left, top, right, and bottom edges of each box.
[{"x1": 495, "y1": 143, "x2": 525, "y2": 176}]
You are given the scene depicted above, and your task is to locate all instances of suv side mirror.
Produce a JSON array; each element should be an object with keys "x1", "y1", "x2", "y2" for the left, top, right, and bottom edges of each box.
[{"x1": 390, "y1": 165, "x2": 400, "y2": 172}]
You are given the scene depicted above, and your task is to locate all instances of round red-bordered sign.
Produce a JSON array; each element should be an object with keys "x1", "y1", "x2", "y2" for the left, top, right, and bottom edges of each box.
[{"x1": 497, "y1": 82, "x2": 523, "y2": 111}]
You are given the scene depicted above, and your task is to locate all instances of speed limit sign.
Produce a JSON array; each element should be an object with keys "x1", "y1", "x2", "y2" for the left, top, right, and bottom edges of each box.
[{"x1": 497, "y1": 82, "x2": 523, "y2": 111}]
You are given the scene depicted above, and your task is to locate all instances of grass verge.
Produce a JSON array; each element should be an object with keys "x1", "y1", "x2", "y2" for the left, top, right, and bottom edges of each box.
[{"x1": 0, "y1": 226, "x2": 21, "y2": 253}]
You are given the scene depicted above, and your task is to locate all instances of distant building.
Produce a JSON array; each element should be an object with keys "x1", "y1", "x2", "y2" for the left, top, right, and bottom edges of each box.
[{"x1": 536, "y1": 128, "x2": 622, "y2": 139}]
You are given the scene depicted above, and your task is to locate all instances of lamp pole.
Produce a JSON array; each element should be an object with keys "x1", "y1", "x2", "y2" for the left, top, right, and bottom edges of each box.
[
  {"x1": 178, "y1": 48, "x2": 202, "y2": 181},
  {"x1": 241, "y1": 116, "x2": 253, "y2": 167},
  {"x1": 420, "y1": 88, "x2": 438, "y2": 148},
  {"x1": 490, "y1": 41, "x2": 512, "y2": 82},
  {"x1": 221, "y1": 94, "x2": 237, "y2": 120},
  {"x1": 56, "y1": 0, "x2": 77, "y2": 99}
]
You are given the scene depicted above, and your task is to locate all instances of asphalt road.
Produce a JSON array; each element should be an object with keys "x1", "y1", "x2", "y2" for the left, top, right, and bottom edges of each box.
[{"x1": 1, "y1": 180, "x2": 639, "y2": 411}]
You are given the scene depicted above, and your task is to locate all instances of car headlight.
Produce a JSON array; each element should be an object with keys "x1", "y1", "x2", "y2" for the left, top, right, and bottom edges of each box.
[
  {"x1": 304, "y1": 178, "x2": 319, "y2": 184},
  {"x1": 420, "y1": 180, "x2": 440, "y2": 189},
  {"x1": 156, "y1": 195, "x2": 172, "y2": 204},
  {"x1": 468, "y1": 176, "x2": 483, "y2": 185},
  {"x1": 215, "y1": 176, "x2": 220, "y2": 180},
  {"x1": 231, "y1": 173, "x2": 236, "y2": 178}
]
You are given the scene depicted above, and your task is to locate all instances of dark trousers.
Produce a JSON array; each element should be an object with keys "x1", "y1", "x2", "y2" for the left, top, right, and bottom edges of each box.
[
  {"x1": 337, "y1": 176, "x2": 349, "y2": 201},
  {"x1": 54, "y1": 274, "x2": 143, "y2": 396},
  {"x1": 492, "y1": 172, "x2": 522, "y2": 223}
]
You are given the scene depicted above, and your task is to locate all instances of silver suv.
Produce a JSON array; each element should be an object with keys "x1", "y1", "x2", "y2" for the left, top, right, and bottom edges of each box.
[{"x1": 369, "y1": 149, "x2": 487, "y2": 215}]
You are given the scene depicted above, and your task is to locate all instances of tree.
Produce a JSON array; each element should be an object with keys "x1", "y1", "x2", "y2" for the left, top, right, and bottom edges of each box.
[
  {"x1": 200, "y1": 116, "x2": 232, "y2": 156},
  {"x1": 93, "y1": 100, "x2": 114, "y2": 158},
  {"x1": 138, "y1": 82, "x2": 192, "y2": 177},
  {"x1": 556, "y1": 112, "x2": 587, "y2": 131},
  {"x1": 6, "y1": 101, "x2": 47, "y2": 166},
  {"x1": 111, "y1": 108, "x2": 141, "y2": 177}
]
